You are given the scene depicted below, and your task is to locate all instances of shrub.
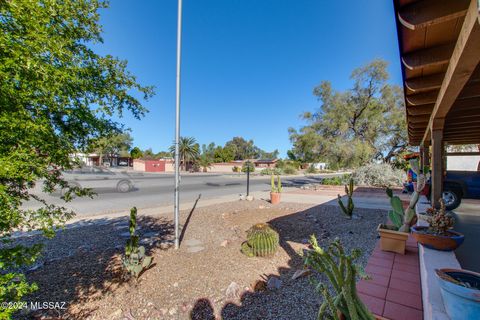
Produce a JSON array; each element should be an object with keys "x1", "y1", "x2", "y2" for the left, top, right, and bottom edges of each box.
[
  {"x1": 352, "y1": 163, "x2": 404, "y2": 187},
  {"x1": 232, "y1": 166, "x2": 241, "y2": 173},
  {"x1": 241, "y1": 223, "x2": 279, "y2": 257},
  {"x1": 241, "y1": 161, "x2": 255, "y2": 173},
  {"x1": 260, "y1": 168, "x2": 282, "y2": 175},
  {"x1": 305, "y1": 165, "x2": 318, "y2": 174},
  {"x1": 282, "y1": 165, "x2": 297, "y2": 175},
  {"x1": 322, "y1": 174, "x2": 351, "y2": 185}
]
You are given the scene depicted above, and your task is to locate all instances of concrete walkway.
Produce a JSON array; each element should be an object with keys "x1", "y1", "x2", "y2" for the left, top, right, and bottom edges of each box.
[{"x1": 452, "y1": 199, "x2": 480, "y2": 272}]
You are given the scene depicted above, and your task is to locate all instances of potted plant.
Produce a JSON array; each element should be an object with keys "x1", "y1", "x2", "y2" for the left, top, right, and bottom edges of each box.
[
  {"x1": 411, "y1": 199, "x2": 464, "y2": 251},
  {"x1": 377, "y1": 159, "x2": 426, "y2": 254},
  {"x1": 270, "y1": 174, "x2": 282, "y2": 204},
  {"x1": 435, "y1": 268, "x2": 480, "y2": 320}
]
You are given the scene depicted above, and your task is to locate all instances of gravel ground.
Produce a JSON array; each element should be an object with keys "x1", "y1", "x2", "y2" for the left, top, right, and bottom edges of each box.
[{"x1": 12, "y1": 199, "x2": 386, "y2": 320}]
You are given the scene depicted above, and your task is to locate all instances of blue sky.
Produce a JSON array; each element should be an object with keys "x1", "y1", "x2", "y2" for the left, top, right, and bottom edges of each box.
[{"x1": 96, "y1": 0, "x2": 402, "y2": 157}]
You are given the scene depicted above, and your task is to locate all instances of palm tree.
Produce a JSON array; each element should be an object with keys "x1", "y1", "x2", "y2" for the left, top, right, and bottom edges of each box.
[
  {"x1": 198, "y1": 154, "x2": 213, "y2": 172},
  {"x1": 169, "y1": 136, "x2": 200, "y2": 171}
]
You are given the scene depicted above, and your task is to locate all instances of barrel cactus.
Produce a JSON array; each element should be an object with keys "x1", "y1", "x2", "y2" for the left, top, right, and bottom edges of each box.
[{"x1": 241, "y1": 223, "x2": 279, "y2": 257}]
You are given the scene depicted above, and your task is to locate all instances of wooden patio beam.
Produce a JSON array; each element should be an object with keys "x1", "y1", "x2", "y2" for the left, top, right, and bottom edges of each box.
[
  {"x1": 421, "y1": 0, "x2": 480, "y2": 145},
  {"x1": 405, "y1": 70, "x2": 480, "y2": 93},
  {"x1": 402, "y1": 43, "x2": 455, "y2": 71},
  {"x1": 398, "y1": 0, "x2": 470, "y2": 30},
  {"x1": 407, "y1": 104, "x2": 434, "y2": 116}
]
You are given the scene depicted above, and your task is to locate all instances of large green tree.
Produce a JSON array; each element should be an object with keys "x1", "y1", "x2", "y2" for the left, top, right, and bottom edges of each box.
[
  {"x1": 0, "y1": 0, "x2": 153, "y2": 316},
  {"x1": 89, "y1": 132, "x2": 133, "y2": 165},
  {"x1": 289, "y1": 59, "x2": 407, "y2": 169}
]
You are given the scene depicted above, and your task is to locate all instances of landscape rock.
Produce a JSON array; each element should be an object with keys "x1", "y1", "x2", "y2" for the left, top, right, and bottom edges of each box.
[
  {"x1": 109, "y1": 309, "x2": 122, "y2": 319},
  {"x1": 225, "y1": 281, "x2": 241, "y2": 300},
  {"x1": 220, "y1": 240, "x2": 228, "y2": 247},
  {"x1": 246, "y1": 195, "x2": 254, "y2": 201},
  {"x1": 266, "y1": 277, "x2": 282, "y2": 290},
  {"x1": 291, "y1": 269, "x2": 312, "y2": 280}
]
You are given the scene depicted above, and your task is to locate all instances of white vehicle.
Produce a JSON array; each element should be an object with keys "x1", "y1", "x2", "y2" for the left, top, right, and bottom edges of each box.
[{"x1": 62, "y1": 166, "x2": 135, "y2": 193}]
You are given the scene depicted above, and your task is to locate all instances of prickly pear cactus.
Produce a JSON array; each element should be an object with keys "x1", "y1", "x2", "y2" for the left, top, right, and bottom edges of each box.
[
  {"x1": 241, "y1": 223, "x2": 279, "y2": 257},
  {"x1": 338, "y1": 178, "x2": 355, "y2": 218},
  {"x1": 122, "y1": 207, "x2": 153, "y2": 278},
  {"x1": 385, "y1": 159, "x2": 427, "y2": 233}
]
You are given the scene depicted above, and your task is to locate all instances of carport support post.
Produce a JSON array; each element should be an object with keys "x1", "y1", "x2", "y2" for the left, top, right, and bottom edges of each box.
[{"x1": 431, "y1": 127, "x2": 444, "y2": 209}]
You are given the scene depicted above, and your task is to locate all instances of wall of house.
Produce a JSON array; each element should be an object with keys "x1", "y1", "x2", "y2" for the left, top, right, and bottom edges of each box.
[
  {"x1": 447, "y1": 155, "x2": 480, "y2": 171},
  {"x1": 133, "y1": 159, "x2": 145, "y2": 172}
]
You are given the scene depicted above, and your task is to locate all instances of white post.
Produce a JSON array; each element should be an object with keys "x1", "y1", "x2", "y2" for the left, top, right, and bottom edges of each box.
[{"x1": 174, "y1": 0, "x2": 183, "y2": 249}]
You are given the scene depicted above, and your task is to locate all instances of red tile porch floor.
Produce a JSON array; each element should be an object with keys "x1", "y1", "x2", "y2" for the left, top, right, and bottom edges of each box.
[{"x1": 357, "y1": 235, "x2": 423, "y2": 320}]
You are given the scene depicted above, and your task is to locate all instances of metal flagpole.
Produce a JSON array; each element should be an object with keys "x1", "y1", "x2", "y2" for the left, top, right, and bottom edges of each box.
[{"x1": 174, "y1": 0, "x2": 183, "y2": 250}]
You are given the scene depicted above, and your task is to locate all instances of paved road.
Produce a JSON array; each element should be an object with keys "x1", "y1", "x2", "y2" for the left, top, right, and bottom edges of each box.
[{"x1": 25, "y1": 173, "x2": 338, "y2": 217}]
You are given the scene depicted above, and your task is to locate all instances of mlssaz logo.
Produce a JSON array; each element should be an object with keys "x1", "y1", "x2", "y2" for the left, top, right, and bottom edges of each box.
[{"x1": 30, "y1": 302, "x2": 67, "y2": 310}]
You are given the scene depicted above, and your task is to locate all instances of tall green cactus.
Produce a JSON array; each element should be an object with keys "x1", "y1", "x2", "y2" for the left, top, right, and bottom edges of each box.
[
  {"x1": 305, "y1": 236, "x2": 375, "y2": 320},
  {"x1": 122, "y1": 207, "x2": 153, "y2": 278},
  {"x1": 241, "y1": 223, "x2": 279, "y2": 257},
  {"x1": 338, "y1": 178, "x2": 354, "y2": 218},
  {"x1": 271, "y1": 174, "x2": 282, "y2": 193}
]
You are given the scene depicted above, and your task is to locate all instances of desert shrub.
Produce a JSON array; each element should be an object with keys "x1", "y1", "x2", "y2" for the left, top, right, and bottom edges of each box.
[
  {"x1": 260, "y1": 168, "x2": 282, "y2": 175},
  {"x1": 232, "y1": 166, "x2": 241, "y2": 173},
  {"x1": 352, "y1": 163, "x2": 404, "y2": 187},
  {"x1": 241, "y1": 161, "x2": 255, "y2": 173},
  {"x1": 322, "y1": 174, "x2": 351, "y2": 185},
  {"x1": 305, "y1": 166, "x2": 318, "y2": 174},
  {"x1": 282, "y1": 165, "x2": 297, "y2": 175}
]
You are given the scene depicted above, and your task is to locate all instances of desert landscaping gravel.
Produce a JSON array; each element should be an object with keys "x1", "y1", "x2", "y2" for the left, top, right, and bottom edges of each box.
[{"x1": 12, "y1": 199, "x2": 386, "y2": 320}]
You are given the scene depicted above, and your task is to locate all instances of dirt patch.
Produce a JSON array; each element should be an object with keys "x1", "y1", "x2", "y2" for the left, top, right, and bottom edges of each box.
[{"x1": 16, "y1": 200, "x2": 386, "y2": 320}]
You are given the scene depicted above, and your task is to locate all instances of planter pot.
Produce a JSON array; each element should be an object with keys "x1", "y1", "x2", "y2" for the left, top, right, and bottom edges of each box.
[
  {"x1": 411, "y1": 226, "x2": 464, "y2": 251},
  {"x1": 436, "y1": 268, "x2": 480, "y2": 320},
  {"x1": 270, "y1": 192, "x2": 281, "y2": 205},
  {"x1": 377, "y1": 224, "x2": 409, "y2": 255}
]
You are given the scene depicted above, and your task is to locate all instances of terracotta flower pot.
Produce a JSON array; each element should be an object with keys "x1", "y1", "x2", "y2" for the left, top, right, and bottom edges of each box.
[
  {"x1": 270, "y1": 192, "x2": 281, "y2": 205},
  {"x1": 377, "y1": 224, "x2": 409, "y2": 255},
  {"x1": 411, "y1": 226, "x2": 464, "y2": 251}
]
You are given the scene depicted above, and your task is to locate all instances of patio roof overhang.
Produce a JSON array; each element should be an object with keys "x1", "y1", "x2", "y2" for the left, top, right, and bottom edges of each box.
[
  {"x1": 393, "y1": 0, "x2": 480, "y2": 146},
  {"x1": 393, "y1": 0, "x2": 480, "y2": 206}
]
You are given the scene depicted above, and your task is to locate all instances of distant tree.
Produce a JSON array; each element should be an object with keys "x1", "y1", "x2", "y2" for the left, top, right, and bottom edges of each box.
[
  {"x1": 130, "y1": 147, "x2": 143, "y2": 159},
  {"x1": 0, "y1": 0, "x2": 153, "y2": 316},
  {"x1": 169, "y1": 137, "x2": 200, "y2": 171},
  {"x1": 289, "y1": 59, "x2": 407, "y2": 168},
  {"x1": 142, "y1": 148, "x2": 156, "y2": 159},
  {"x1": 213, "y1": 146, "x2": 235, "y2": 163},
  {"x1": 89, "y1": 133, "x2": 133, "y2": 165},
  {"x1": 225, "y1": 137, "x2": 257, "y2": 160},
  {"x1": 155, "y1": 151, "x2": 173, "y2": 159},
  {"x1": 201, "y1": 142, "x2": 216, "y2": 160}
]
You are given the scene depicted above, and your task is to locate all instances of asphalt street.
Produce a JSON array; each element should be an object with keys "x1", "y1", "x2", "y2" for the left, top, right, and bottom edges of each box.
[{"x1": 25, "y1": 172, "x2": 338, "y2": 217}]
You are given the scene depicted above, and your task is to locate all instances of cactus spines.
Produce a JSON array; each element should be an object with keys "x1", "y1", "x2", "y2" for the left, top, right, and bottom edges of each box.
[
  {"x1": 338, "y1": 178, "x2": 354, "y2": 218},
  {"x1": 305, "y1": 236, "x2": 375, "y2": 320},
  {"x1": 123, "y1": 207, "x2": 153, "y2": 278},
  {"x1": 241, "y1": 223, "x2": 279, "y2": 257}
]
